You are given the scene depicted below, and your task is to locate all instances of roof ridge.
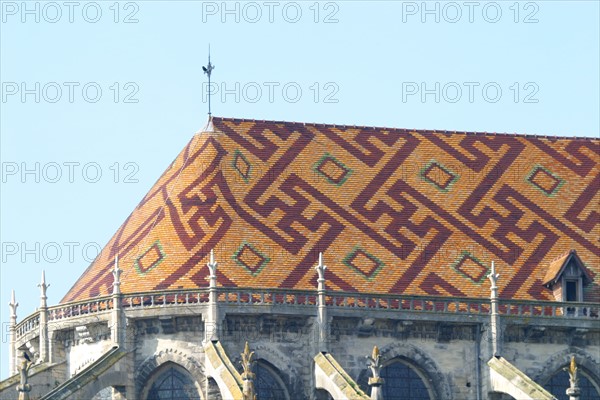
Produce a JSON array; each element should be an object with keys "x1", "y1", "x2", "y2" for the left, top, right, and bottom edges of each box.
[
  {"x1": 549, "y1": 249, "x2": 576, "y2": 263},
  {"x1": 211, "y1": 116, "x2": 598, "y2": 141}
]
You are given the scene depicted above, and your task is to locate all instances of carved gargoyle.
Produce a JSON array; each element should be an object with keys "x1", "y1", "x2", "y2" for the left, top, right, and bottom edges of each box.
[{"x1": 17, "y1": 354, "x2": 32, "y2": 399}]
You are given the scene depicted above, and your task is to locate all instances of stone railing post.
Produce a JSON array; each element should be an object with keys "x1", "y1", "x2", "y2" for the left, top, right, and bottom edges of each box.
[
  {"x1": 366, "y1": 345, "x2": 384, "y2": 400},
  {"x1": 488, "y1": 261, "x2": 501, "y2": 357},
  {"x1": 9, "y1": 289, "x2": 18, "y2": 376},
  {"x1": 111, "y1": 256, "x2": 125, "y2": 348},
  {"x1": 315, "y1": 252, "x2": 328, "y2": 352},
  {"x1": 38, "y1": 271, "x2": 50, "y2": 363},
  {"x1": 206, "y1": 249, "x2": 219, "y2": 342}
]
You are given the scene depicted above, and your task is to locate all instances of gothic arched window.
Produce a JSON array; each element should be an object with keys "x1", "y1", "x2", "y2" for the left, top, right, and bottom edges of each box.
[
  {"x1": 254, "y1": 362, "x2": 289, "y2": 400},
  {"x1": 147, "y1": 364, "x2": 201, "y2": 400},
  {"x1": 380, "y1": 360, "x2": 432, "y2": 400},
  {"x1": 544, "y1": 370, "x2": 600, "y2": 400}
]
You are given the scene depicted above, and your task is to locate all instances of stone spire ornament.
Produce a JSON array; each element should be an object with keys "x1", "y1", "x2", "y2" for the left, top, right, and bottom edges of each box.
[
  {"x1": 208, "y1": 249, "x2": 218, "y2": 280},
  {"x1": 38, "y1": 271, "x2": 50, "y2": 362},
  {"x1": 565, "y1": 356, "x2": 580, "y2": 400},
  {"x1": 9, "y1": 289, "x2": 18, "y2": 317},
  {"x1": 38, "y1": 270, "x2": 49, "y2": 307},
  {"x1": 240, "y1": 342, "x2": 256, "y2": 400},
  {"x1": 487, "y1": 261, "x2": 501, "y2": 356},
  {"x1": 315, "y1": 252, "x2": 328, "y2": 350},
  {"x1": 206, "y1": 249, "x2": 219, "y2": 341},
  {"x1": 111, "y1": 255, "x2": 125, "y2": 347},
  {"x1": 315, "y1": 252, "x2": 327, "y2": 282},
  {"x1": 488, "y1": 261, "x2": 499, "y2": 289},
  {"x1": 9, "y1": 290, "x2": 19, "y2": 375},
  {"x1": 112, "y1": 255, "x2": 122, "y2": 295},
  {"x1": 366, "y1": 346, "x2": 384, "y2": 400}
]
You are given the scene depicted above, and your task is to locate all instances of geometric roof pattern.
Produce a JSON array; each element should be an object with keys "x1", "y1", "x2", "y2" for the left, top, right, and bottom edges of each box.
[{"x1": 61, "y1": 117, "x2": 600, "y2": 303}]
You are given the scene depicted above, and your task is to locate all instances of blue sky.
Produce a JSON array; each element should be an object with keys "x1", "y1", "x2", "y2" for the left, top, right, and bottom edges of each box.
[{"x1": 0, "y1": 0, "x2": 598, "y2": 379}]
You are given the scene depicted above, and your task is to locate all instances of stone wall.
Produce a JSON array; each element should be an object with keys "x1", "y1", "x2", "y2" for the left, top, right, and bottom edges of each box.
[
  {"x1": 119, "y1": 312, "x2": 600, "y2": 399},
  {"x1": 3, "y1": 306, "x2": 599, "y2": 400}
]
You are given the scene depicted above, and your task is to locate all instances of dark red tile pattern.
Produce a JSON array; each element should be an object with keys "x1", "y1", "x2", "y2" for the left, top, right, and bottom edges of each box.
[{"x1": 61, "y1": 118, "x2": 600, "y2": 303}]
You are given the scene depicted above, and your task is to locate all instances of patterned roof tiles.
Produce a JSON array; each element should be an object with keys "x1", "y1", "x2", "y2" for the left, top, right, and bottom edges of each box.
[{"x1": 61, "y1": 117, "x2": 600, "y2": 303}]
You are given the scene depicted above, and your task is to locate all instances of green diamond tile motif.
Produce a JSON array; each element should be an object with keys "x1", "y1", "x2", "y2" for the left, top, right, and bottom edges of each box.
[
  {"x1": 233, "y1": 242, "x2": 270, "y2": 276},
  {"x1": 343, "y1": 247, "x2": 384, "y2": 280},
  {"x1": 314, "y1": 153, "x2": 353, "y2": 186},
  {"x1": 420, "y1": 160, "x2": 459, "y2": 192},
  {"x1": 135, "y1": 241, "x2": 165, "y2": 275},
  {"x1": 527, "y1": 165, "x2": 564, "y2": 196}
]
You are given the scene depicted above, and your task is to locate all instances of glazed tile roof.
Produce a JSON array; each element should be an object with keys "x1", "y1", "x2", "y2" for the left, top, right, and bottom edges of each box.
[{"x1": 61, "y1": 117, "x2": 600, "y2": 303}]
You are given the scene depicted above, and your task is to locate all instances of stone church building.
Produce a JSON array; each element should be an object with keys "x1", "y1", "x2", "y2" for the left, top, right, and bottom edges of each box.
[{"x1": 1, "y1": 117, "x2": 599, "y2": 399}]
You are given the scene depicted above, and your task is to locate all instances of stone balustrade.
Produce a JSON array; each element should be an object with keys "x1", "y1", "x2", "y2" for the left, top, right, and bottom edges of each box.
[
  {"x1": 121, "y1": 290, "x2": 210, "y2": 309},
  {"x1": 13, "y1": 287, "x2": 599, "y2": 343},
  {"x1": 48, "y1": 298, "x2": 112, "y2": 322},
  {"x1": 15, "y1": 313, "x2": 40, "y2": 339}
]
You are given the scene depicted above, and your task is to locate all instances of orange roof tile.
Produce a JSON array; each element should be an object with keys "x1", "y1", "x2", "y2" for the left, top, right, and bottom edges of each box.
[{"x1": 61, "y1": 117, "x2": 600, "y2": 303}]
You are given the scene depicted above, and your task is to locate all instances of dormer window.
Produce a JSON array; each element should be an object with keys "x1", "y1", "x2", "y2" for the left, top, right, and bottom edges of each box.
[{"x1": 543, "y1": 250, "x2": 592, "y2": 304}]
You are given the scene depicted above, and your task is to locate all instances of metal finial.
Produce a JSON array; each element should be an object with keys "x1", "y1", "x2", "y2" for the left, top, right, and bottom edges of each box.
[{"x1": 202, "y1": 44, "x2": 215, "y2": 116}]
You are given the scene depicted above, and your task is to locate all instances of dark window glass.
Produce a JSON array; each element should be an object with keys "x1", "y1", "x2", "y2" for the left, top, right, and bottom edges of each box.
[
  {"x1": 545, "y1": 371, "x2": 600, "y2": 400},
  {"x1": 148, "y1": 366, "x2": 200, "y2": 400},
  {"x1": 379, "y1": 362, "x2": 430, "y2": 400},
  {"x1": 566, "y1": 281, "x2": 578, "y2": 302},
  {"x1": 255, "y1": 363, "x2": 287, "y2": 400}
]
